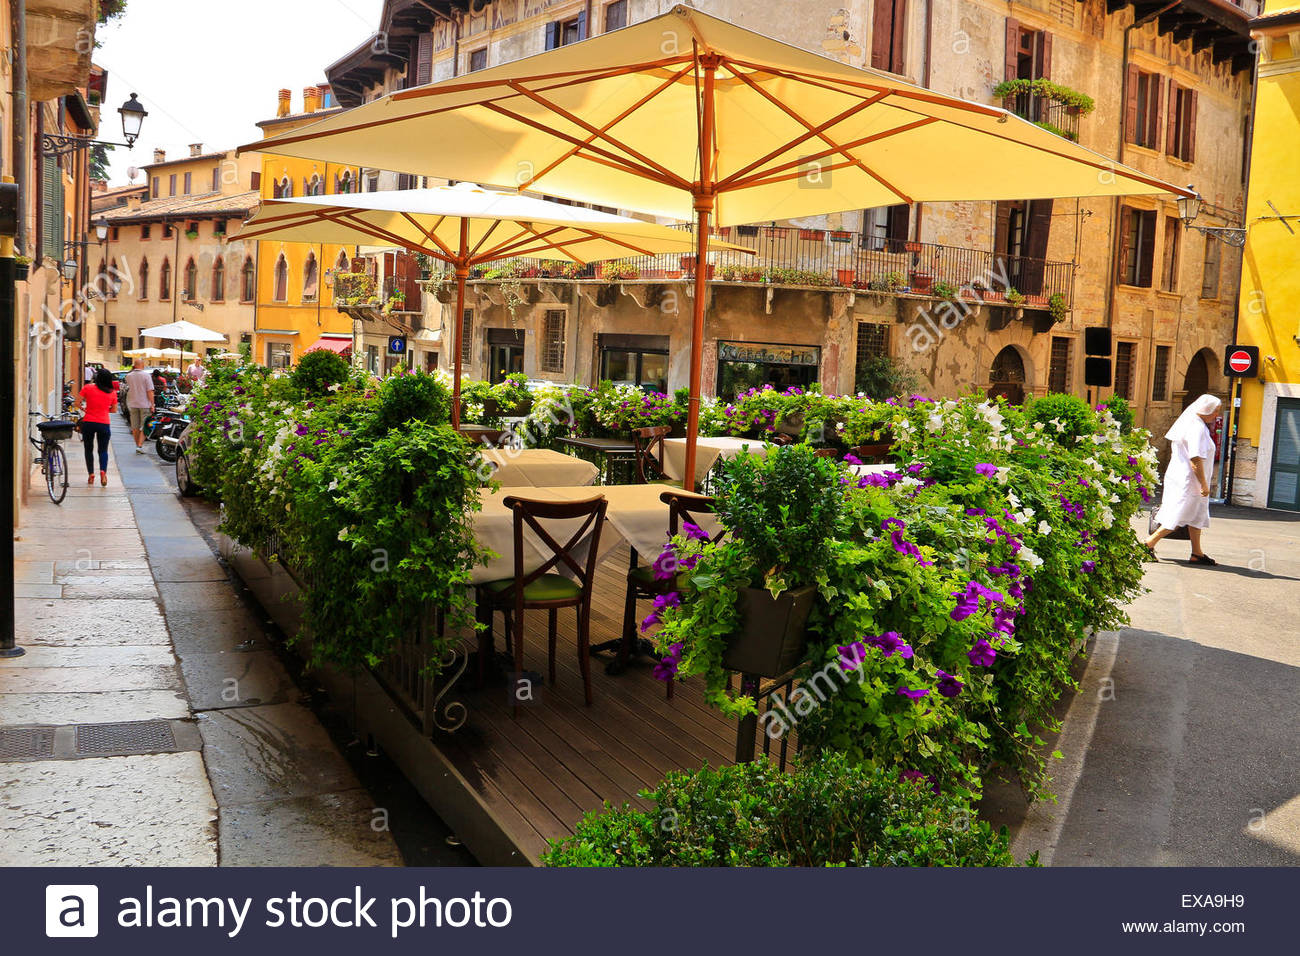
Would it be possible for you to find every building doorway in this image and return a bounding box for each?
[1182,349,1212,408]
[987,345,1027,404]
[1266,398,1300,511]
[487,328,524,383]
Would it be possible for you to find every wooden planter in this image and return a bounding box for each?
[798,229,826,241]
[722,585,816,677]
[836,268,857,286]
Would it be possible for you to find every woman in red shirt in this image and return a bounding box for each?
[75,368,118,486]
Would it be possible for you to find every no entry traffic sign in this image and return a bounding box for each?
[1223,345,1259,377]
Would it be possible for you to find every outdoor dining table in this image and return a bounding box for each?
[660,436,773,486]
[556,435,638,484]
[471,483,717,585]
[478,448,599,488]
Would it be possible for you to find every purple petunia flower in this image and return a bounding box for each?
[897,686,931,700]
[652,591,681,612]
[936,670,964,698]
[652,547,679,581]
[968,639,998,667]
[653,642,684,682]
[681,521,710,543]
[865,631,914,659]
[843,454,863,465]
[837,641,867,672]
[975,463,998,478]
[1081,560,1096,573]
[295,424,309,436]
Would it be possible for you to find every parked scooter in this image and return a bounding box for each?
[142,408,191,462]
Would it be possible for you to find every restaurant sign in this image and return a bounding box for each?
[717,341,821,366]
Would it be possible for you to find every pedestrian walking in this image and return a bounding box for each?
[124,359,156,454]
[187,356,207,386]
[1144,394,1223,565]
[74,368,117,486]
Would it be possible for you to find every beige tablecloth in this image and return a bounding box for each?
[660,436,772,485]
[478,448,599,488]
[472,484,718,584]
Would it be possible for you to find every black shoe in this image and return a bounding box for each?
[1189,553,1216,566]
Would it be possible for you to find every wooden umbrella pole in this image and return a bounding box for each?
[683,53,720,493]
[451,219,470,430]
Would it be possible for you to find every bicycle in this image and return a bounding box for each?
[29,411,77,505]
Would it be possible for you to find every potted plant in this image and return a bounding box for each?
[910,271,934,295]
[798,228,826,242]
[903,240,923,253]
[836,268,857,286]
[600,262,641,282]
[1048,292,1069,323]
[185,228,200,240]
[14,254,31,280]
[866,270,904,293]
[933,280,959,300]
[652,446,845,688]
[829,229,853,243]
[1006,287,1026,308]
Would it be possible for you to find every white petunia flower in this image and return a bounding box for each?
[1038,520,1052,535]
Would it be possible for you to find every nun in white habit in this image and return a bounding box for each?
[1144,394,1222,564]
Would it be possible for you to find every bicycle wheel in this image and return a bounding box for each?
[46,443,68,504]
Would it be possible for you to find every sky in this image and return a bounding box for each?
[93,0,384,186]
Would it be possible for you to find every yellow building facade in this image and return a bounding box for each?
[1232,3,1300,511]
[252,86,360,366]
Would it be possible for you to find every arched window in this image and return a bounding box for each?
[183,258,198,301]
[307,174,323,196]
[276,176,292,199]
[159,258,172,301]
[138,258,149,300]
[212,257,226,302]
[335,170,353,194]
[330,249,349,303]
[302,251,318,301]
[241,256,256,302]
[109,258,121,297]
[988,346,1027,405]
[273,254,288,302]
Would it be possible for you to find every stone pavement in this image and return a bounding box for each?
[2,427,401,866]
[1013,506,1300,866]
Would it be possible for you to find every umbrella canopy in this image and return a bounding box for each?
[158,348,200,360]
[139,319,228,343]
[247,4,1193,484]
[235,183,748,427]
[122,347,167,360]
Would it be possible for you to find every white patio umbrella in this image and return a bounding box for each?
[234,182,748,427]
[138,319,227,343]
[246,5,1193,486]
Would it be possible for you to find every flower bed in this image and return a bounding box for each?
[185,360,487,672]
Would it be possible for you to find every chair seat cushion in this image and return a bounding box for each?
[482,573,582,602]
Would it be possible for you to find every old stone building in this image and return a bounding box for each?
[319,0,1255,444]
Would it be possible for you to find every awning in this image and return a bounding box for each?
[413,328,441,343]
[306,336,353,354]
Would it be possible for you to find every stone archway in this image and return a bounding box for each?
[1181,347,1222,409]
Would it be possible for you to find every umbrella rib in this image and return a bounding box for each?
[724,117,936,196]
[390,56,693,101]
[716,90,891,190]
[726,68,915,203]
[466,219,506,261]
[502,81,691,189]
[517,64,694,192]
[472,223,553,262]
[398,211,458,261]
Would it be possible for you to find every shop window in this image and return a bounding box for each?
[268,343,292,369]
[600,345,668,393]
[716,340,820,400]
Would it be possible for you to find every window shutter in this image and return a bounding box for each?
[886,203,909,247]
[417,33,433,86]
[1036,31,1052,80]
[871,4,895,71]
[1187,90,1197,163]
[1124,64,1139,143]
[1024,199,1053,261]
[1165,80,1178,154]
[1138,212,1155,287]
[1117,208,1132,284]
[1004,19,1020,81]
[544,21,560,50]
[1150,75,1163,151]
[41,154,64,261]
[576,8,588,40]
[889,0,907,73]
[250,171,261,191]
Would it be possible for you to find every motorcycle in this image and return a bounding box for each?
[174,421,201,497]
[142,408,191,462]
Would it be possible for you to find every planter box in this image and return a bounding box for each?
[798,229,826,241]
[15,264,29,280]
[836,268,857,286]
[903,240,923,253]
[910,272,934,295]
[665,270,683,279]
[829,230,853,243]
[736,225,760,237]
[722,585,816,677]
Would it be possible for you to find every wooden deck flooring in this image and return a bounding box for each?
[435,544,745,862]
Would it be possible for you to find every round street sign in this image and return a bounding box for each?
[1223,344,1258,377]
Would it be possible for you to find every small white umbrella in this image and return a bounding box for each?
[139,319,227,343]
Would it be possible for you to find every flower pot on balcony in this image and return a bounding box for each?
[665,270,683,279]
[910,272,934,295]
[836,268,857,286]
[736,225,760,237]
[903,240,923,253]
[829,230,853,243]
[798,228,826,241]
[722,585,816,677]
[15,264,29,281]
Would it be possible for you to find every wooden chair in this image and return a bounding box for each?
[619,490,725,698]
[632,425,671,484]
[458,426,505,447]
[813,447,840,458]
[477,494,608,716]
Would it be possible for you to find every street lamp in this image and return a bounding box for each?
[40,92,149,158]
[1177,184,1246,247]
[61,258,78,281]
[93,219,109,242]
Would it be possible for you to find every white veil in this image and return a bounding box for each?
[1165,394,1221,446]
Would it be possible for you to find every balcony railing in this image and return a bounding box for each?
[470,224,1073,309]
[1003,92,1080,142]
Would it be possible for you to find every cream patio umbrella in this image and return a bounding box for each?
[245,4,1194,487]
[234,182,748,428]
